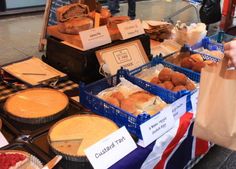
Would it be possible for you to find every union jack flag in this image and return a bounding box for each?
[111,113,210,169]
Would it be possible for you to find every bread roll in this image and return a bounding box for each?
[58,17,93,34]
[158,68,173,82]
[150,77,161,84]
[120,98,137,114]
[110,91,125,102]
[56,3,89,22]
[190,54,203,62]
[171,72,187,86]
[129,91,156,109]
[185,80,196,91]
[172,85,186,92]
[104,97,120,107]
[192,61,205,73]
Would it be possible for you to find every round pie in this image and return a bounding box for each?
[4,88,69,123]
[48,114,118,161]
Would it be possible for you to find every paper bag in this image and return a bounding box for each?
[193,58,236,150]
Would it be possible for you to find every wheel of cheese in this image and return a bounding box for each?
[4,88,69,124]
[48,114,118,161]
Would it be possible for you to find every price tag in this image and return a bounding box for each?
[139,106,175,147]
[79,26,111,50]
[0,132,8,148]
[191,89,199,115]
[85,127,137,169]
[117,19,145,40]
[171,95,187,120]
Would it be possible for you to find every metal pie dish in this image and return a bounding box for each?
[3,88,69,124]
[47,114,118,162]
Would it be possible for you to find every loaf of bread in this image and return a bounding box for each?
[56,3,89,22]
[58,17,93,34]
[107,16,130,29]
[88,8,111,25]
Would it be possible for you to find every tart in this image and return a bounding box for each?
[48,114,118,161]
[0,150,43,169]
[4,88,69,124]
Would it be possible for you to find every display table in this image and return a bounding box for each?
[0,79,210,169]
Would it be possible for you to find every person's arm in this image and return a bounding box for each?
[224,40,236,67]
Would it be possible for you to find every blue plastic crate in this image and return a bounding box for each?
[80,74,153,139]
[209,32,235,43]
[79,60,195,139]
[121,57,200,104]
[191,37,224,52]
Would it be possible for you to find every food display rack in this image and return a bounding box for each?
[79,56,200,140]
[0,69,210,169]
[121,56,200,102]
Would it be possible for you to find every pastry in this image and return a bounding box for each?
[157,83,165,88]
[171,72,187,86]
[150,77,161,84]
[204,60,214,65]
[104,96,120,107]
[163,81,174,90]
[107,16,130,29]
[158,68,173,82]
[56,3,89,22]
[120,98,137,114]
[185,80,196,91]
[110,91,125,102]
[172,85,187,92]
[181,57,194,69]
[4,88,68,123]
[190,53,204,62]
[58,17,93,35]
[49,114,118,157]
[192,61,205,72]
[129,91,156,109]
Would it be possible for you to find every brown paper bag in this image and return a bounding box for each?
[193,58,236,150]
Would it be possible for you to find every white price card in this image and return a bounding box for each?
[79,26,111,50]
[96,40,149,75]
[85,127,137,169]
[191,89,199,116]
[139,106,175,147]
[171,95,187,120]
[117,19,145,40]
[0,132,8,148]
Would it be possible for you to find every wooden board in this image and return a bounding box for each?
[47,25,122,49]
[47,25,83,48]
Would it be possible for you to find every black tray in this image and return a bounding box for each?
[30,130,93,169]
[0,100,84,136]
[0,117,19,143]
